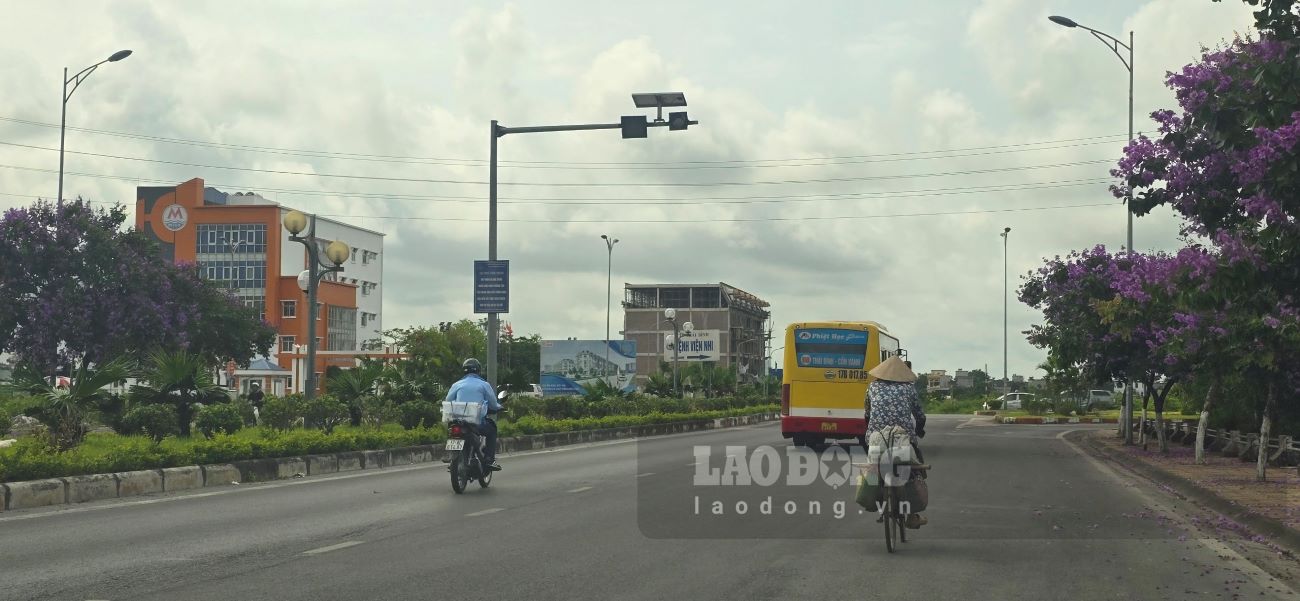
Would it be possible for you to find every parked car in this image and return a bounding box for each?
[996,392,1036,410]
[517,383,543,398]
[1085,389,1116,410]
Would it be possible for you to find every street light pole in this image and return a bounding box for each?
[663,309,694,398]
[601,234,619,383]
[1049,15,1136,444]
[1001,227,1010,393]
[485,94,696,387]
[283,211,350,401]
[59,50,133,203]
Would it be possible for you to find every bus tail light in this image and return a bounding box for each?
[781,384,790,416]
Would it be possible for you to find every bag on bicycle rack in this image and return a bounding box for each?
[901,478,929,512]
[855,471,884,510]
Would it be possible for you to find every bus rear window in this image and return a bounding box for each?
[792,328,868,369]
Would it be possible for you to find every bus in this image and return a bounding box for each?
[780,321,903,447]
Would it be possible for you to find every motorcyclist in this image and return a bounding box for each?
[445,358,503,471]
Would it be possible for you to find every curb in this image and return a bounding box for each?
[0,411,779,511]
[993,415,1201,427]
[1069,429,1300,556]
[996,416,1120,424]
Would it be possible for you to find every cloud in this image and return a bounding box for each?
[0,0,1262,378]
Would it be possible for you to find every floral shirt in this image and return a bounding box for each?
[865,380,924,441]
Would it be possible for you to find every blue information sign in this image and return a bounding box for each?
[473,260,509,313]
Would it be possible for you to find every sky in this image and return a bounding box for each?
[0,0,1261,379]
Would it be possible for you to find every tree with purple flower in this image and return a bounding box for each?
[1107,2,1300,479]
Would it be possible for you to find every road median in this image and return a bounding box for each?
[1,411,779,511]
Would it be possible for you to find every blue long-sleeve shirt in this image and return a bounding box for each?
[445,373,501,425]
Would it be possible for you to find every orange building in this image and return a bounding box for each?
[136,178,386,394]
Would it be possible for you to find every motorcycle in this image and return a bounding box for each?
[445,387,508,494]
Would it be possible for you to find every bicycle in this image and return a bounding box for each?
[857,431,930,554]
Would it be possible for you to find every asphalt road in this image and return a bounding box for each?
[2,415,1297,601]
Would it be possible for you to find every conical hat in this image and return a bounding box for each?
[869,356,916,383]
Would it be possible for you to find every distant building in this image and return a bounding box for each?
[622,283,771,384]
[927,369,953,396]
[954,369,975,390]
[136,178,387,394]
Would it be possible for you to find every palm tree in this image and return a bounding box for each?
[11,358,132,450]
[328,362,383,426]
[131,351,223,437]
[644,372,674,397]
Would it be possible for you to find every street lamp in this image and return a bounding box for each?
[484,93,698,387]
[1050,14,1136,444]
[663,308,693,398]
[223,232,246,293]
[601,234,619,383]
[283,209,350,400]
[1000,227,1011,395]
[59,49,133,203]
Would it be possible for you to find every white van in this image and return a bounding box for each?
[997,392,1035,410]
[1086,389,1116,410]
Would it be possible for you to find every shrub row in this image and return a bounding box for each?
[506,394,772,421]
[0,426,443,483]
[0,404,778,483]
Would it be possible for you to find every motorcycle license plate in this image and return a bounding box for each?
[445,439,465,451]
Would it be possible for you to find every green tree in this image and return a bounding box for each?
[9,358,131,450]
[131,351,224,437]
[327,360,384,426]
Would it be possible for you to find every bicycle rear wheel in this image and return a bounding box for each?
[884,489,896,553]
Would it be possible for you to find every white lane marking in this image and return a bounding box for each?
[0,421,783,523]
[636,472,655,478]
[1057,430,1297,596]
[303,541,364,556]
[466,507,505,517]
[567,486,593,493]
[685,462,697,467]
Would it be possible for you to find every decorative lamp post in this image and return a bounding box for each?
[282,210,349,400]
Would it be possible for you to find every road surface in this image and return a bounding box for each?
[1,415,1296,600]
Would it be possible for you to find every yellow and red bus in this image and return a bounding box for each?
[780,321,902,447]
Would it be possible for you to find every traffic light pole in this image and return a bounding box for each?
[485,116,698,386]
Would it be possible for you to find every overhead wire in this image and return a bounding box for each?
[34,194,1116,223]
[0,114,1128,167]
[0,142,1112,187]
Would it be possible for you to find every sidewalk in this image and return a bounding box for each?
[1077,429,1300,555]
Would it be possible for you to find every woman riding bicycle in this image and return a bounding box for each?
[864,355,927,528]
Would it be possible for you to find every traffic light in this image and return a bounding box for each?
[668,111,691,131]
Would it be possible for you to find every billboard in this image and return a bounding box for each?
[663,329,721,362]
[540,340,637,396]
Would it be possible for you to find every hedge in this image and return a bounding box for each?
[0,405,777,483]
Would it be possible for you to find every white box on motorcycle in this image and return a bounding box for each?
[442,401,487,424]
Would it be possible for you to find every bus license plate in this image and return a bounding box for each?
[821,422,837,432]
[445,439,465,451]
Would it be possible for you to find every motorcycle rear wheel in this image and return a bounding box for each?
[450,452,469,494]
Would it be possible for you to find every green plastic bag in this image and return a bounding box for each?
[855,472,883,510]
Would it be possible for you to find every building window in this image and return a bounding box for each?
[360,313,368,327]
[280,336,296,353]
[351,248,358,263]
[281,300,297,318]
[328,306,358,351]
[660,287,690,308]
